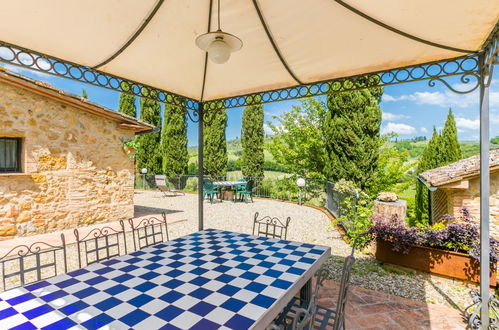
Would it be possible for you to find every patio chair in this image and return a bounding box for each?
[0,234,67,291]
[128,213,169,250]
[74,220,127,268]
[252,212,291,240]
[233,178,247,201]
[238,179,254,203]
[155,175,183,197]
[271,246,356,330]
[203,178,220,204]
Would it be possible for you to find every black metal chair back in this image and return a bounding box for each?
[252,212,291,240]
[74,220,127,268]
[332,246,356,330]
[0,234,67,291]
[129,213,169,251]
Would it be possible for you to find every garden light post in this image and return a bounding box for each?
[141,168,147,190]
[297,178,306,206]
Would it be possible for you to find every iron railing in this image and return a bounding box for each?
[325,182,358,232]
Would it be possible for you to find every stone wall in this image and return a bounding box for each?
[436,170,499,237]
[0,81,136,239]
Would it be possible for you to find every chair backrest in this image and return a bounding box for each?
[129,213,169,251]
[246,179,254,191]
[74,221,126,269]
[0,234,67,291]
[252,212,291,240]
[155,175,168,188]
[203,178,214,190]
[333,246,356,330]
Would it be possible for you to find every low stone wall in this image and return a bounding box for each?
[0,81,135,239]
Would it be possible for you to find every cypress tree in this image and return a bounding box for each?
[162,102,189,177]
[323,87,383,191]
[118,82,137,118]
[415,127,443,223]
[441,109,462,164]
[82,89,88,99]
[136,90,162,174]
[203,104,228,177]
[241,98,264,179]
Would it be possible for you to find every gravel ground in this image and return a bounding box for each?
[135,190,483,311]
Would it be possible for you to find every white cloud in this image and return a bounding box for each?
[420,127,428,133]
[264,123,274,135]
[455,117,479,130]
[382,94,396,102]
[382,111,410,121]
[381,122,416,135]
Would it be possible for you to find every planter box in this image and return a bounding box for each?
[375,240,497,286]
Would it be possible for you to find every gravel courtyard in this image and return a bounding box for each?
[135,191,480,313]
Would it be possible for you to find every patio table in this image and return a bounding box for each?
[0,229,330,329]
[212,181,247,201]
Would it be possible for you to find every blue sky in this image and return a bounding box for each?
[3,63,498,145]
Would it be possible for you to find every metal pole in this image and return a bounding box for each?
[198,103,204,231]
[479,53,490,329]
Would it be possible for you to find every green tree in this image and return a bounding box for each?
[118,83,137,118]
[162,102,188,177]
[82,89,88,99]
[136,90,162,173]
[323,87,383,191]
[415,127,443,224]
[203,104,228,177]
[266,98,326,177]
[241,99,264,178]
[441,109,462,163]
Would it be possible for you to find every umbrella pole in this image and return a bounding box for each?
[479,53,490,329]
[198,103,204,231]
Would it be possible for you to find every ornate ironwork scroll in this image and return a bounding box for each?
[252,212,291,240]
[464,290,499,329]
[128,213,169,250]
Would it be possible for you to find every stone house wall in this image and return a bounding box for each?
[432,170,499,236]
[0,81,136,240]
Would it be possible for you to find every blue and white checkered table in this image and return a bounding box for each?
[0,229,330,329]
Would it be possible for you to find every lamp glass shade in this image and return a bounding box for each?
[208,39,231,64]
[296,178,306,187]
[141,168,148,174]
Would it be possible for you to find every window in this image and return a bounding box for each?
[0,138,22,173]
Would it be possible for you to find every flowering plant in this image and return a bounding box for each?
[360,208,498,265]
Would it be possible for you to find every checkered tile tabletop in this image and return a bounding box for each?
[212,181,247,187]
[0,229,330,330]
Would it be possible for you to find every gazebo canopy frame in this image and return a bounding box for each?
[0,9,497,328]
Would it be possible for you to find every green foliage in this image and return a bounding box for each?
[136,90,162,173]
[492,136,499,145]
[324,87,383,191]
[369,134,413,197]
[162,102,188,177]
[81,89,88,99]
[118,83,137,118]
[187,162,198,175]
[203,103,228,176]
[441,109,462,163]
[266,98,326,177]
[331,179,373,247]
[241,99,264,178]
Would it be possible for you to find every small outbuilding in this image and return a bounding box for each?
[0,68,153,239]
[419,149,499,235]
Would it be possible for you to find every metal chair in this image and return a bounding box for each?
[128,213,169,250]
[273,246,356,329]
[252,212,291,240]
[155,175,183,197]
[74,220,127,268]
[238,179,254,202]
[0,234,67,291]
[203,178,220,204]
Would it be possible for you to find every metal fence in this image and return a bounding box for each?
[325,182,358,230]
[135,174,327,206]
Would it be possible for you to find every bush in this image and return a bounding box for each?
[361,208,498,264]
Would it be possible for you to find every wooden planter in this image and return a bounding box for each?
[375,240,497,286]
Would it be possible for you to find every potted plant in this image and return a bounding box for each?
[360,208,498,286]
[123,140,138,159]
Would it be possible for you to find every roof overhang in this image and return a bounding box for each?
[0,0,497,108]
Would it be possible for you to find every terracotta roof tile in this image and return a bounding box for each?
[419,148,499,186]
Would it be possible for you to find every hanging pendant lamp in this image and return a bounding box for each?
[195,0,242,64]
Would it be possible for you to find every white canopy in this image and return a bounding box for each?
[0,0,497,101]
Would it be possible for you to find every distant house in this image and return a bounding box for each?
[0,68,153,239]
[419,149,499,236]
